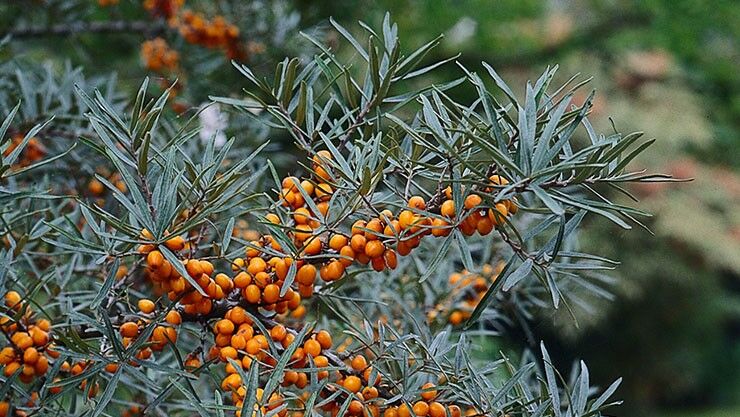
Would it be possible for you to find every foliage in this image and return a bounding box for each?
[0,7,679,417]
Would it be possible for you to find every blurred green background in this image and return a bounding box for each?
[2,0,738,415]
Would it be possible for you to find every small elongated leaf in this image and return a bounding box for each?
[91,367,122,417]
[90,258,120,309]
[541,343,562,417]
[502,258,534,291]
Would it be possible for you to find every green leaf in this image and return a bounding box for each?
[502,258,534,291]
[541,343,562,417]
[531,185,564,215]
[222,217,235,255]
[90,258,120,309]
[330,17,369,61]
[90,366,122,417]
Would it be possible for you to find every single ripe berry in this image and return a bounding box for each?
[120,322,139,338]
[138,299,156,314]
[296,264,317,286]
[316,330,332,349]
[351,355,367,371]
[342,375,362,393]
[420,382,437,401]
[303,339,321,357]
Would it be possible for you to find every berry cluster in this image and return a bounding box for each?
[117,299,182,362]
[266,151,517,281]
[0,292,57,413]
[128,151,517,414]
[140,37,180,73]
[176,11,244,59]
[142,0,184,19]
[427,263,503,326]
[0,292,54,384]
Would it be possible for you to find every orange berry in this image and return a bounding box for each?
[265,213,281,225]
[300,180,315,195]
[215,319,235,335]
[398,210,416,229]
[3,362,20,377]
[329,234,348,251]
[34,355,49,375]
[398,404,412,417]
[342,375,362,393]
[351,355,367,371]
[364,240,385,258]
[294,224,313,241]
[234,271,252,288]
[146,250,164,269]
[365,219,383,239]
[247,257,267,275]
[120,322,139,338]
[351,220,367,235]
[440,200,455,218]
[22,347,39,364]
[185,259,203,278]
[413,401,429,417]
[0,348,14,365]
[138,299,156,314]
[316,330,332,349]
[164,235,185,251]
[371,256,385,272]
[489,174,509,185]
[296,264,317,286]
[350,234,366,252]
[303,339,321,357]
[263,284,280,304]
[316,202,329,217]
[339,246,356,266]
[420,382,437,401]
[476,216,493,235]
[200,260,215,275]
[246,338,261,355]
[408,196,426,210]
[215,273,233,291]
[314,183,333,199]
[229,307,249,325]
[362,386,379,399]
[302,238,323,256]
[219,346,238,361]
[429,403,446,417]
[363,366,381,385]
[36,319,51,331]
[294,207,311,225]
[449,311,464,326]
[464,194,482,210]
[270,325,287,342]
[282,176,300,191]
[4,291,21,308]
[319,261,344,281]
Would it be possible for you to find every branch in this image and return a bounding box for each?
[2,20,166,39]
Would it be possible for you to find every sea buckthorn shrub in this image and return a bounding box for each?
[0,15,672,417]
